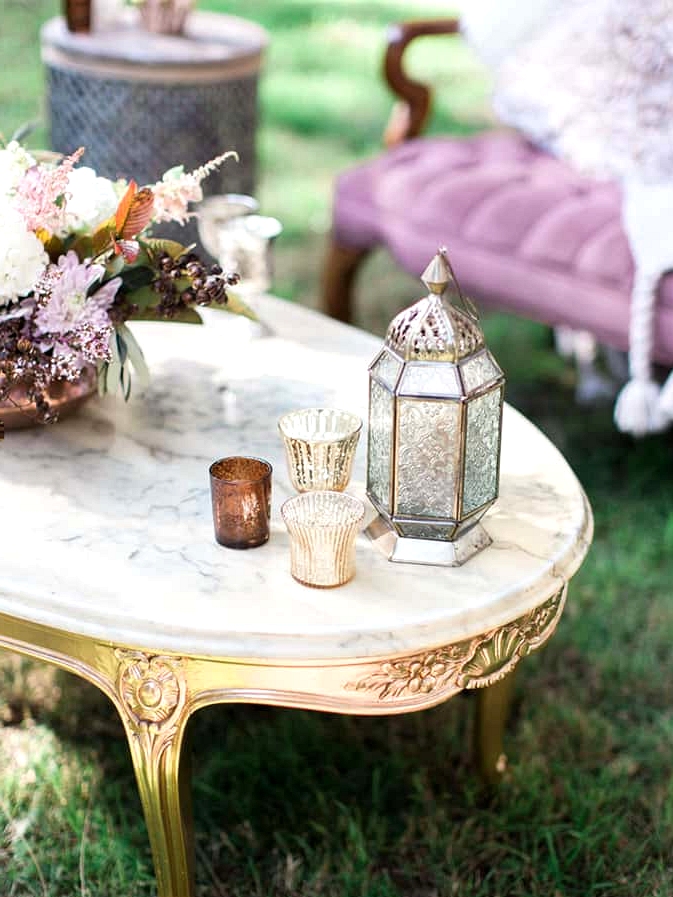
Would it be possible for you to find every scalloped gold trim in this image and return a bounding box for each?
[346,586,566,700]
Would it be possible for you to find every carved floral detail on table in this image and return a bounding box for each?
[0,135,250,427]
[346,586,566,700]
[116,650,186,725]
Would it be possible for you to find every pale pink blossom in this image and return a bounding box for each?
[14,148,84,234]
[34,250,121,366]
[150,151,237,225]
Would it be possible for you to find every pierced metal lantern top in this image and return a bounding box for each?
[384,250,484,363]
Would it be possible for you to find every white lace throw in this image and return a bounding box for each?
[460,0,673,435]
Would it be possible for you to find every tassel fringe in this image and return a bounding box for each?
[613,378,667,436]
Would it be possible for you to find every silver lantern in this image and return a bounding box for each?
[366,249,505,566]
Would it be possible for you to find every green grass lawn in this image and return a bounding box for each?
[2,2,673,895]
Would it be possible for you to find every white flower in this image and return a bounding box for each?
[62,166,119,233]
[0,208,48,307]
[151,165,203,225]
[0,140,36,200]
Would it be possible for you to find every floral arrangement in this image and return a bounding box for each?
[0,139,243,424]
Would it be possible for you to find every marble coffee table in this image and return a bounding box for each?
[0,296,593,897]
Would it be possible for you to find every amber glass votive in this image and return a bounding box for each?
[281,491,365,587]
[209,456,272,549]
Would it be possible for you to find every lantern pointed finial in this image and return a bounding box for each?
[421,248,451,295]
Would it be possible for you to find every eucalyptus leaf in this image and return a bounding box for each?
[104,360,122,395]
[115,331,128,367]
[117,323,150,393]
[120,363,132,401]
[109,331,121,365]
[97,362,108,397]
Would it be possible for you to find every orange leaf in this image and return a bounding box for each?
[115,181,137,234]
[116,185,154,240]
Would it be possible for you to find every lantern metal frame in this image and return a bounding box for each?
[365,250,505,566]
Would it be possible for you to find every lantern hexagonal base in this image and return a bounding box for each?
[366,515,491,566]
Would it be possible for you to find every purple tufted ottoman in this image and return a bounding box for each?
[326,132,673,365]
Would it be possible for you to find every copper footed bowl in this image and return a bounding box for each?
[1,366,98,430]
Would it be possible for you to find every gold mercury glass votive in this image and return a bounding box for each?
[278,408,362,492]
[281,491,365,587]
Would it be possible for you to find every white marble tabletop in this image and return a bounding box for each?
[0,296,592,661]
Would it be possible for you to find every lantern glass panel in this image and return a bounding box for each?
[398,522,458,540]
[395,398,460,518]
[398,362,462,397]
[367,379,394,510]
[460,350,501,394]
[462,386,503,515]
[371,350,402,390]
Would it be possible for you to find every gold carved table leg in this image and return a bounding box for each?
[473,671,516,786]
[0,619,199,897]
[116,650,195,897]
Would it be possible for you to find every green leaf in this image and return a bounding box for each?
[214,290,258,321]
[115,331,128,367]
[126,285,159,312]
[91,218,116,258]
[144,238,187,260]
[43,234,66,264]
[117,323,150,393]
[174,276,191,292]
[105,253,126,278]
[69,235,94,261]
[104,360,122,395]
[120,266,154,291]
[130,307,204,324]
[129,246,152,268]
[99,333,123,396]
[97,362,108,396]
[167,307,203,324]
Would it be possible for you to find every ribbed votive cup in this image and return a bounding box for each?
[278,408,362,492]
[209,456,272,549]
[281,491,365,587]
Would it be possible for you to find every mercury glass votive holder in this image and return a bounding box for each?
[278,408,362,492]
[281,491,365,587]
[197,194,260,260]
[209,456,272,549]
